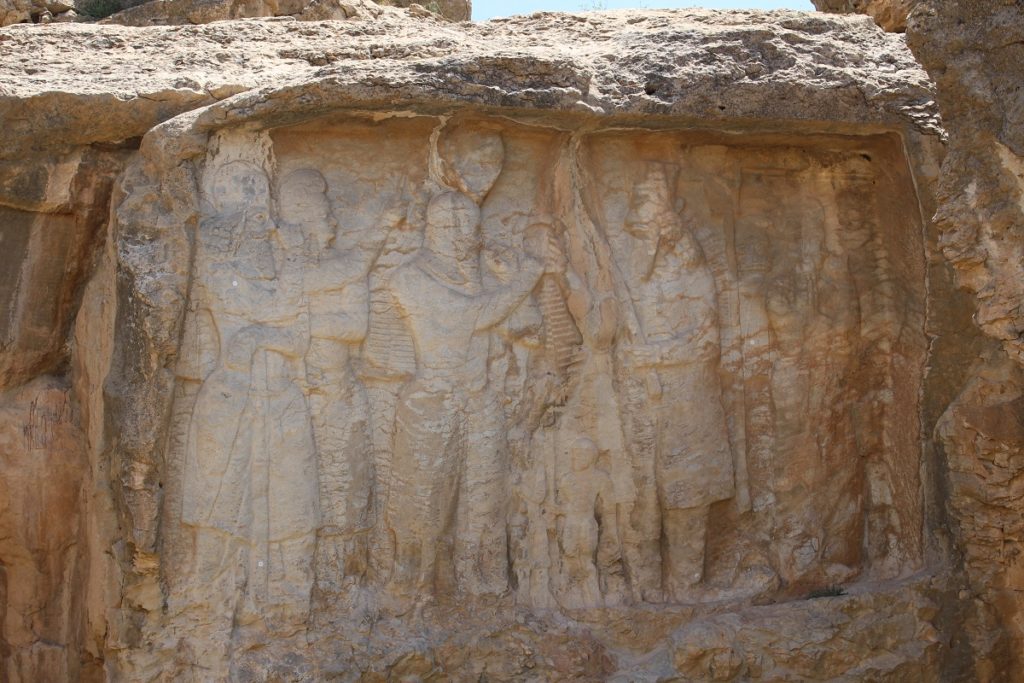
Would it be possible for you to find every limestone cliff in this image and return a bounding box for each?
[0,4,1016,681]
[816,0,1024,676]
[908,1,1024,679]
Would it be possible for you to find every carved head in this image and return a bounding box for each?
[208,161,270,219]
[439,125,505,203]
[569,437,599,473]
[624,162,681,244]
[277,168,336,249]
[424,191,482,264]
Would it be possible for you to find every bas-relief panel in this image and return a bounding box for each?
[163,115,926,638]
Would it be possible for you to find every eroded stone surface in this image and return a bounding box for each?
[904,3,1024,677]
[4,5,1016,681]
[0,0,77,26]
[0,377,93,682]
[812,0,917,31]
[99,0,462,27]
[100,69,941,679]
[0,9,939,157]
[0,149,129,390]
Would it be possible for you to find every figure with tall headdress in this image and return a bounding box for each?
[614,162,734,601]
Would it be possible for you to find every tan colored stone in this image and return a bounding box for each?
[106,95,934,679]
[97,0,466,25]
[670,578,944,680]
[938,353,1024,679]
[0,377,92,682]
[0,0,77,25]
[377,0,468,21]
[4,4,1017,680]
[100,0,368,26]
[812,0,917,32]
[904,3,1024,676]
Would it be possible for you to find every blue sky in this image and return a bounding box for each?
[474,1,814,20]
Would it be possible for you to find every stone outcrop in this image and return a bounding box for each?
[101,0,466,27]
[0,3,1018,680]
[813,0,1024,676]
[0,0,467,26]
[377,0,468,21]
[811,0,916,31]
[101,0,363,26]
[0,0,77,25]
[906,1,1024,678]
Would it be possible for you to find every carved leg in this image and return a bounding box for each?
[181,528,246,676]
[456,390,510,596]
[308,351,373,594]
[262,535,315,635]
[386,385,459,598]
[619,378,663,602]
[662,506,709,602]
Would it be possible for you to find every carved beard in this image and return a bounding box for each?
[624,215,664,281]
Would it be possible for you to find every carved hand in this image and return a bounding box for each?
[623,343,660,368]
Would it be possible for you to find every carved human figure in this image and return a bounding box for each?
[276,168,375,593]
[383,190,547,599]
[180,160,318,639]
[616,162,734,601]
[555,437,611,609]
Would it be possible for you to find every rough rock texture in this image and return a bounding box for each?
[814,0,1024,675]
[905,1,1024,678]
[0,4,1014,681]
[0,378,92,681]
[0,9,940,143]
[102,0,362,26]
[907,1,1024,368]
[377,0,468,21]
[0,0,77,25]
[670,577,948,681]
[0,0,466,26]
[101,0,464,27]
[811,0,917,31]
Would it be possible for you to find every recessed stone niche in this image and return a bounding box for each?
[145,111,927,676]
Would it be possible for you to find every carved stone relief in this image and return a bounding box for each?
[161,114,927,663]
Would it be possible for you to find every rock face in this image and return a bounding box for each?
[813,0,1024,676]
[0,0,77,25]
[377,0,468,21]
[905,1,1024,678]
[811,0,916,31]
[101,0,361,26]
[0,4,1017,681]
[101,0,465,27]
[120,108,931,681]
[0,0,467,26]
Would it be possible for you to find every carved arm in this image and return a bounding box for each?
[473,256,545,331]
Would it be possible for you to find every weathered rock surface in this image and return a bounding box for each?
[813,0,1024,675]
[376,0,468,21]
[906,1,1024,368]
[101,0,361,26]
[0,0,77,25]
[0,0,467,26]
[101,0,465,27]
[0,377,93,682]
[904,1,1024,678]
[812,0,917,31]
[0,4,1016,681]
